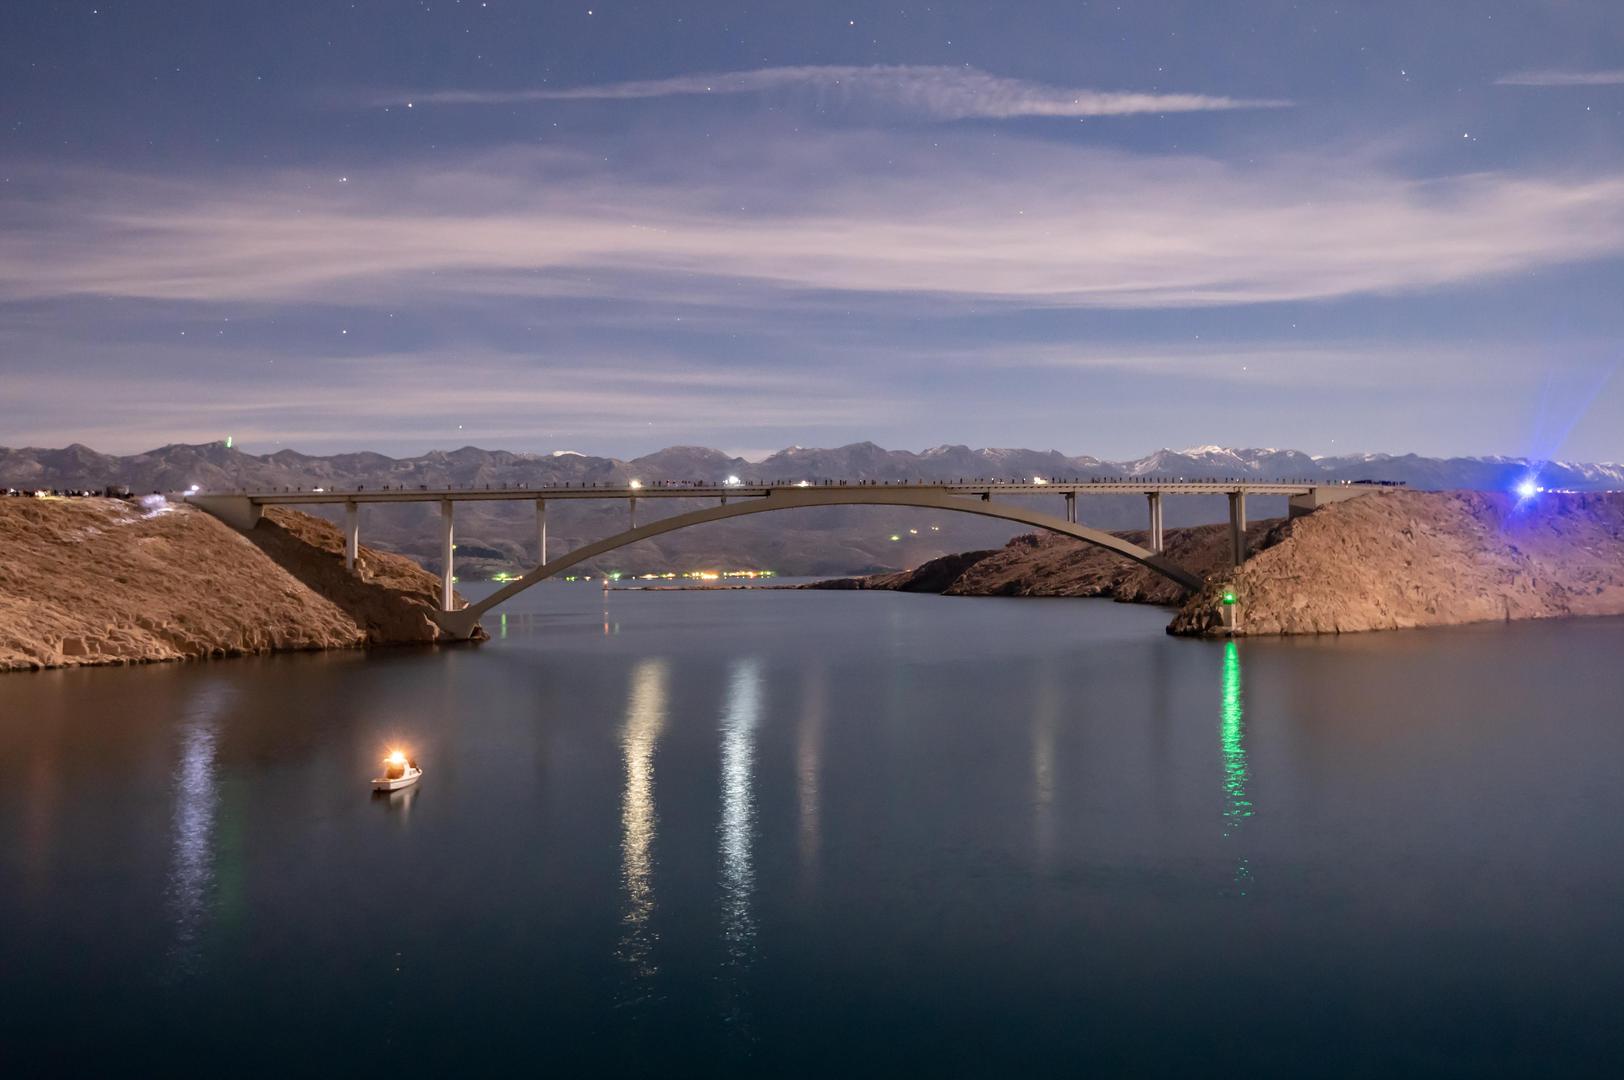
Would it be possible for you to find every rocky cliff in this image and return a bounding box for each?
[0,497,465,672]
[808,519,1279,604]
[1170,490,1624,635]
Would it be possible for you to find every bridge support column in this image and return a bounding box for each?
[1228,491,1247,566]
[629,496,637,530]
[536,499,548,564]
[344,500,359,571]
[1064,492,1077,524]
[1147,492,1164,554]
[440,499,456,612]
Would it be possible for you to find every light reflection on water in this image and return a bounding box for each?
[618,658,669,985]
[1219,639,1253,894]
[1031,659,1060,864]
[717,657,763,1053]
[795,666,825,882]
[718,658,762,966]
[165,682,232,975]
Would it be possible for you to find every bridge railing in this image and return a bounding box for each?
[207,476,1336,497]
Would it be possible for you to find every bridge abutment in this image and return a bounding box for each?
[1289,485,1372,518]
[186,495,262,531]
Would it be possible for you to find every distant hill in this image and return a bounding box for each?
[4,441,1620,577]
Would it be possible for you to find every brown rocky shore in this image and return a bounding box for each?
[806,518,1281,605]
[811,490,1624,636]
[1,497,468,672]
[1172,489,1624,635]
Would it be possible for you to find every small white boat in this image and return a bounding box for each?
[372,751,422,792]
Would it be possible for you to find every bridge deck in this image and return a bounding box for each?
[222,480,1331,505]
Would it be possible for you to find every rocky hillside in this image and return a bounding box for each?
[1171,490,1624,636]
[0,497,466,672]
[808,519,1280,604]
[812,490,1624,637]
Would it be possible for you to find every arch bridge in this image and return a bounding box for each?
[188,479,1368,640]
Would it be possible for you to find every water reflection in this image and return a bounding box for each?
[618,659,669,984]
[1219,640,1253,893]
[375,784,420,820]
[166,682,233,975]
[1031,661,1060,864]
[719,659,763,964]
[21,732,61,904]
[718,658,763,1048]
[796,667,825,880]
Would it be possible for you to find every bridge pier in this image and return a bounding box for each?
[536,498,548,564]
[629,495,637,530]
[1147,492,1164,553]
[1064,492,1077,524]
[440,499,456,612]
[344,500,359,571]
[1228,491,1248,566]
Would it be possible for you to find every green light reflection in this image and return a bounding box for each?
[1220,639,1253,892]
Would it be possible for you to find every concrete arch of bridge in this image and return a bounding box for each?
[432,487,1203,639]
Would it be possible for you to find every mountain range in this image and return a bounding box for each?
[5,442,1619,577]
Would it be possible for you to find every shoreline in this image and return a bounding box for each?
[12,489,1624,673]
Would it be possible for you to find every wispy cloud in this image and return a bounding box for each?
[391,64,1289,119]
[0,343,885,452]
[1496,69,1624,87]
[5,133,1624,312]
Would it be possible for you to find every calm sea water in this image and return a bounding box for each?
[3,584,1624,1076]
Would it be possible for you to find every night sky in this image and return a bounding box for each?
[3,1,1622,460]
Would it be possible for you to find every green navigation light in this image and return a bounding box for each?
[1222,590,1237,605]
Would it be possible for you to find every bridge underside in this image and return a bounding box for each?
[430,487,1204,640]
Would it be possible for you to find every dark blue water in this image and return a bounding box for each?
[4,584,1624,1076]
